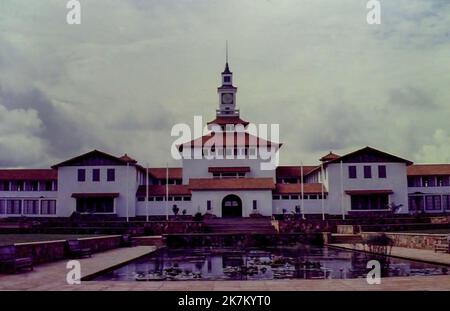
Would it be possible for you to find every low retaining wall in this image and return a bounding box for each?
[361,232,448,251]
[144,221,204,235]
[164,233,324,248]
[14,235,122,264]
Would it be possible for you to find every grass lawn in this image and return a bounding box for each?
[0,234,102,246]
[398,229,450,234]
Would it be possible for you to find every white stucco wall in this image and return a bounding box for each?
[191,190,273,217]
[326,162,409,215]
[182,153,276,183]
[56,165,139,217]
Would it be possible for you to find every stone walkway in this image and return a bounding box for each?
[329,243,450,266]
[1,245,450,291]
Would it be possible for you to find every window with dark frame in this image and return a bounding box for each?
[92,169,100,182]
[364,166,372,179]
[207,200,212,211]
[378,165,387,178]
[78,169,86,182]
[253,200,257,210]
[107,169,115,182]
[348,166,357,179]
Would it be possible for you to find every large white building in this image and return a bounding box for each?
[1,62,450,218]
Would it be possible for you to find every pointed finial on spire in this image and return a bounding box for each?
[226,40,229,63]
[223,41,232,74]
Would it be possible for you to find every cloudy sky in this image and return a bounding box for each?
[0,0,449,168]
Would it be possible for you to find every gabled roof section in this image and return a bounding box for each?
[325,146,413,166]
[52,150,138,169]
[0,169,57,181]
[178,132,282,151]
[407,164,450,176]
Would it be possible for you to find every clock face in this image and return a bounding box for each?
[222,93,233,104]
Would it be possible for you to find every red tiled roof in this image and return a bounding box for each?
[0,169,57,181]
[274,183,326,194]
[71,193,120,198]
[147,168,182,179]
[136,185,191,197]
[320,152,340,162]
[207,116,249,127]
[208,167,251,173]
[188,178,275,191]
[345,190,393,195]
[407,164,450,176]
[179,132,281,150]
[276,166,318,179]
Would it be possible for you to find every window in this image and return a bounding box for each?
[422,176,435,187]
[309,195,318,200]
[148,197,154,201]
[78,169,86,182]
[44,181,53,191]
[0,200,5,214]
[183,197,191,201]
[348,166,357,179]
[282,195,289,200]
[137,197,145,202]
[174,197,182,201]
[425,195,441,211]
[75,198,112,214]
[364,166,372,179]
[291,195,299,200]
[443,195,450,211]
[409,196,424,212]
[10,181,23,191]
[252,200,257,210]
[437,176,450,187]
[0,181,10,191]
[207,200,212,211]
[351,195,389,210]
[6,200,21,214]
[92,169,100,182]
[107,169,115,182]
[273,195,280,200]
[41,200,56,215]
[23,200,39,214]
[378,165,387,178]
[224,76,231,83]
[155,197,163,201]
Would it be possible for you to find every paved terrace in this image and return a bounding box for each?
[1,245,450,291]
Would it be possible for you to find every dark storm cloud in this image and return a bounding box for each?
[0,88,103,158]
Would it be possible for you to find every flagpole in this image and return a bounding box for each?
[321,163,325,221]
[300,162,305,220]
[146,163,149,222]
[126,162,129,222]
[165,162,169,221]
[340,160,345,220]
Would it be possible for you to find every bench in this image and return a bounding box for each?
[0,245,33,273]
[66,240,92,258]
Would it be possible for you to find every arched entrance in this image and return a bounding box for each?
[222,194,242,218]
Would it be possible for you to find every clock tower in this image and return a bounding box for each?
[217,62,238,117]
